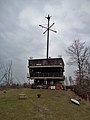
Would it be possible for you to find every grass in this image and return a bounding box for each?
[0,88,90,120]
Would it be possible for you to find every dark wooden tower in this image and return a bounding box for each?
[28,57,64,85]
[27,15,65,86]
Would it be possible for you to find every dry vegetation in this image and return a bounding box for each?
[0,88,90,120]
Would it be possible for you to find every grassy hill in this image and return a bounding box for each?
[0,88,90,120]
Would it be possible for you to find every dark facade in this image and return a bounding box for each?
[28,57,64,85]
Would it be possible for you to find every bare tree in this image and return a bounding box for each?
[4,61,13,86]
[66,40,90,86]
[0,60,13,86]
[69,76,73,86]
[65,77,68,86]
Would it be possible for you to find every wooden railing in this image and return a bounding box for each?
[30,72,63,77]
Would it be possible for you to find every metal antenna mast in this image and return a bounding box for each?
[39,14,57,59]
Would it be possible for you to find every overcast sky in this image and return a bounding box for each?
[0,0,90,83]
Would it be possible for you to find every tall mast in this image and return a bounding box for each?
[46,15,50,59]
[39,14,57,59]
